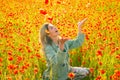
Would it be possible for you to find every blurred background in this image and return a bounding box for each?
[0,0,120,80]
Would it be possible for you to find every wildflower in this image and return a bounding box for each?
[8,64,15,70]
[110,75,112,80]
[36,53,41,59]
[100,69,105,74]
[40,9,47,15]
[0,57,2,62]
[57,1,61,4]
[96,50,102,56]
[27,38,30,42]
[115,70,120,77]
[85,34,89,40]
[47,16,53,22]
[19,69,24,74]
[27,49,32,53]
[8,50,12,55]
[7,76,12,80]
[45,0,49,4]
[68,72,75,79]
[116,54,120,60]
[90,68,94,73]
[96,76,101,80]
[17,56,23,62]
[22,65,28,69]
[7,12,15,17]
[0,70,2,74]
[34,68,38,74]
[8,56,13,61]
[98,61,102,66]
[14,69,18,75]
[82,61,86,65]
[111,70,120,80]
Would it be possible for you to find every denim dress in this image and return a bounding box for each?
[42,33,89,80]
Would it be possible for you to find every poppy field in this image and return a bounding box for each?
[0,0,120,80]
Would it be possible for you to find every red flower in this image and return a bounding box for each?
[115,70,120,77]
[7,12,15,17]
[47,16,53,22]
[7,76,12,80]
[36,53,41,59]
[8,50,12,55]
[96,76,101,80]
[19,69,25,74]
[0,70,2,74]
[110,75,113,80]
[90,68,94,73]
[68,72,75,79]
[96,50,102,56]
[27,49,32,53]
[34,68,38,74]
[17,56,23,62]
[100,69,105,74]
[111,70,120,80]
[40,9,47,15]
[14,69,18,75]
[116,54,120,60]
[57,1,61,4]
[22,65,28,69]
[8,56,13,61]
[98,61,102,66]
[27,38,30,42]
[8,64,15,70]
[0,58,2,62]
[45,0,49,4]
[85,35,89,40]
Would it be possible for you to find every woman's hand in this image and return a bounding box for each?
[58,37,70,51]
[78,18,87,33]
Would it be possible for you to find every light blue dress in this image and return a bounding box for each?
[42,33,89,80]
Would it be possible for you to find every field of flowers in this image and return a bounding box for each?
[0,0,120,80]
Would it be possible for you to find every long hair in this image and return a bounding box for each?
[39,23,53,50]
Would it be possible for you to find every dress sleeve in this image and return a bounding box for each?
[65,33,85,50]
[44,45,66,65]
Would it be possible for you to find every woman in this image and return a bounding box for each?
[40,18,90,80]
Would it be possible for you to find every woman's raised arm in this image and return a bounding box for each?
[65,18,87,50]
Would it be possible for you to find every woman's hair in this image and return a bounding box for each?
[39,23,53,49]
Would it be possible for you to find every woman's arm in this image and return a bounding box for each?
[78,18,87,33]
[65,18,87,50]
[65,33,85,50]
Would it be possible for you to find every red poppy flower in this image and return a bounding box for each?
[90,68,94,73]
[0,58,2,62]
[100,69,105,74]
[40,9,47,15]
[96,50,102,56]
[68,72,75,79]
[45,0,49,4]
[34,68,38,74]
[96,76,101,80]
[8,56,13,61]
[14,69,18,75]
[0,70,2,74]
[47,17,53,22]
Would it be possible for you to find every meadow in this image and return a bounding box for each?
[0,0,120,80]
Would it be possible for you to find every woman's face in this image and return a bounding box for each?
[47,24,60,37]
